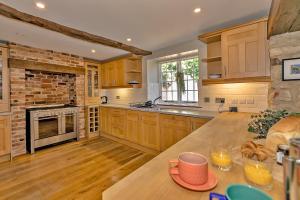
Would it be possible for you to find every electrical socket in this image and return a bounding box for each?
[204,97,210,103]
[215,97,225,103]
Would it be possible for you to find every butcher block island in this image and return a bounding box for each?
[103,112,284,200]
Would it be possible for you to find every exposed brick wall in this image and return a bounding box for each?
[10,68,26,156]
[25,70,76,106]
[9,43,86,157]
[9,43,84,68]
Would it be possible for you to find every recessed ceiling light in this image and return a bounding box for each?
[36,2,46,9]
[126,38,132,42]
[194,8,201,13]
[91,49,96,53]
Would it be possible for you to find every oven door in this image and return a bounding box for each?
[62,113,77,135]
[35,115,60,140]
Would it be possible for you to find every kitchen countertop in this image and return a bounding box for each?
[103,112,284,200]
[99,104,217,118]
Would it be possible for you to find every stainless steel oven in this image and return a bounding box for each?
[26,105,79,154]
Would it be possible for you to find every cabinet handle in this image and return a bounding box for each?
[223,66,227,77]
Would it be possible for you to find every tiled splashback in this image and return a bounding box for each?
[101,88,147,105]
[199,83,269,112]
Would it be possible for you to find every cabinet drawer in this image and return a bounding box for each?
[159,114,191,130]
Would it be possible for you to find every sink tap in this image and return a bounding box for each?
[152,96,162,106]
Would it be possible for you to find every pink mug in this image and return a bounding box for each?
[169,152,208,185]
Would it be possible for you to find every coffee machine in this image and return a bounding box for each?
[283,137,300,200]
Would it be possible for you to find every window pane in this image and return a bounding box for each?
[188,80,194,90]
[171,82,177,90]
[173,91,178,101]
[182,92,187,101]
[162,92,167,100]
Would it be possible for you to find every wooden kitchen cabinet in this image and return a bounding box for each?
[110,108,126,139]
[0,115,11,159]
[0,46,9,112]
[86,105,100,138]
[100,107,111,134]
[85,62,101,105]
[126,111,160,150]
[199,18,270,85]
[190,117,211,131]
[100,107,209,152]
[139,112,160,151]
[222,20,269,78]
[160,114,192,151]
[101,56,142,89]
[126,110,140,143]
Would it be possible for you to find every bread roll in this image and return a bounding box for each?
[266,116,300,152]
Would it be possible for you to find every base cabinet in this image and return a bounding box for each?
[110,109,126,139]
[160,114,192,151]
[100,107,210,152]
[139,112,160,151]
[126,110,141,144]
[191,117,210,131]
[0,115,11,158]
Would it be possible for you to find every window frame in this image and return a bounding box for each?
[158,54,199,104]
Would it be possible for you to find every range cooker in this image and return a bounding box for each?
[26,104,79,154]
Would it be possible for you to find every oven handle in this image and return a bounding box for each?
[38,116,59,120]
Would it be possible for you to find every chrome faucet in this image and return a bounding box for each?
[152,96,162,106]
[283,137,300,200]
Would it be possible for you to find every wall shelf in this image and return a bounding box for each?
[202,56,222,63]
[202,76,271,85]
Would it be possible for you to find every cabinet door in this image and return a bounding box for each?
[101,65,107,87]
[0,115,11,156]
[114,60,125,86]
[222,21,268,78]
[0,47,9,112]
[100,107,110,134]
[190,117,210,131]
[110,109,126,138]
[140,112,160,151]
[160,114,191,151]
[126,110,140,143]
[85,62,101,105]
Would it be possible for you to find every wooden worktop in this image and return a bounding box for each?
[103,112,284,200]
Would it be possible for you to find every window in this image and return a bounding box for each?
[160,56,199,103]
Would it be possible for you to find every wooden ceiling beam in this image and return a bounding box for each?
[0,3,152,56]
[268,0,300,38]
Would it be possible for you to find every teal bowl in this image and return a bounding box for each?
[226,184,272,200]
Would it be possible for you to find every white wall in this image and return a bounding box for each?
[102,39,269,113]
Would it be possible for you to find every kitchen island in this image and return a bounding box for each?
[102,112,284,200]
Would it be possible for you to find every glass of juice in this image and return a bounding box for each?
[243,158,274,190]
[210,146,233,171]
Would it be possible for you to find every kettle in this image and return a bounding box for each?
[283,137,300,200]
[101,96,108,104]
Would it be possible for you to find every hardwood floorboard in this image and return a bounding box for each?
[0,137,156,200]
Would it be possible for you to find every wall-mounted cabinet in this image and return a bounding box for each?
[85,105,100,138]
[85,62,101,105]
[199,18,270,85]
[0,46,9,112]
[101,56,142,89]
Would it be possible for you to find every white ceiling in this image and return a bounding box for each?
[0,0,271,60]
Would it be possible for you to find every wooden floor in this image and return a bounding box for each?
[0,137,156,200]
